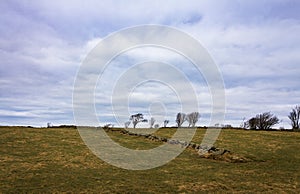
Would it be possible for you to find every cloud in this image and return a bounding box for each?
[0,1,299,128]
[90,49,211,126]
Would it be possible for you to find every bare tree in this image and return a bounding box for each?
[176,113,186,127]
[130,113,148,128]
[240,117,247,128]
[288,105,300,130]
[103,123,113,129]
[149,117,155,128]
[246,117,258,130]
[214,123,220,127]
[163,120,169,127]
[124,121,131,129]
[245,112,279,130]
[47,122,52,128]
[186,112,200,127]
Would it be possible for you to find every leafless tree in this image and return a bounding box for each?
[103,123,113,129]
[130,113,148,128]
[240,117,247,128]
[288,105,300,130]
[47,122,52,128]
[176,113,186,127]
[245,117,258,129]
[149,117,155,128]
[124,121,131,129]
[245,112,279,130]
[186,112,200,127]
[163,120,169,127]
[214,123,220,127]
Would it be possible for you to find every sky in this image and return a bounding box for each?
[0,0,300,128]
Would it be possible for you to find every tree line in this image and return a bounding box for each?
[242,105,300,131]
[122,105,300,131]
[124,112,200,129]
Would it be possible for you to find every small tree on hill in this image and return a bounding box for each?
[130,113,148,128]
[245,112,279,130]
[288,105,300,131]
[246,117,258,130]
[176,113,186,127]
[124,121,131,128]
[47,122,52,128]
[103,123,113,129]
[149,117,155,128]
[186,112,200,127]
[163,120,169,127]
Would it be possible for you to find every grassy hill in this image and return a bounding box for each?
[0,126,299,193]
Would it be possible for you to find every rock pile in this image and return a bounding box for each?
[102,127,252,163]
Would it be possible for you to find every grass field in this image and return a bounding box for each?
[0,126,299,193]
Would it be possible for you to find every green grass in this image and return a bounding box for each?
[0,126,299,193]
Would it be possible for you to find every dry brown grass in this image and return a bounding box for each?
[0,126,299,193]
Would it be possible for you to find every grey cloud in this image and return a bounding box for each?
[1,1,300,128]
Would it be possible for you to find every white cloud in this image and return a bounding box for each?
[1,1,299,128]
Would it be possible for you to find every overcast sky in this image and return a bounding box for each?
[1,0,299,128]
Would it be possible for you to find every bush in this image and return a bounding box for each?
[245,112,279,130]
